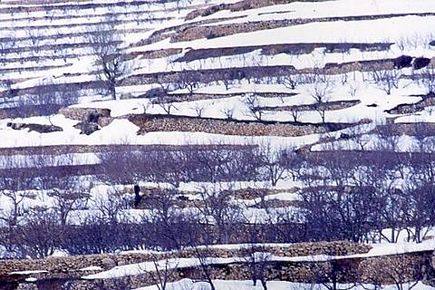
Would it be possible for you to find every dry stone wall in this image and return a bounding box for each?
[59,107,112,127]
[175,13,435,43]
[128,114,355,137]
[3,242,435,290]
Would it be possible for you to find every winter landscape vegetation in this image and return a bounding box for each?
[1,0,435,289]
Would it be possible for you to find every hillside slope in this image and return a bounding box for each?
[1,0,435,289]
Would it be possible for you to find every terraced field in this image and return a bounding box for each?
[1,0,435,289]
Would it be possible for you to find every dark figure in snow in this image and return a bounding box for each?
[134,184,142,208]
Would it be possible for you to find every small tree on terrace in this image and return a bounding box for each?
[98,147,145,192]
[256,144,296,187]
[0,158,36,228]
[87,15,130,100]
[175,69,200,94]
[278,73,301,90]
[244,94,266,121]
[195,184,244,244]
[148,254,180,290]
[16,208,62,259]
[35,154,90,226]
[308,73,334,123]
[369,65,400,95]
[420,64,435,94]
[241,225,271,290]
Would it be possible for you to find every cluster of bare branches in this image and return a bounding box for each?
[86,15,130,100]
[299,135,435,244]
[368,65,400,95]
[0,154,91,258]
[1,125,435,262]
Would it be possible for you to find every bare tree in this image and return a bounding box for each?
[16,207,62,258]
[308,74,333,123]
[370,67,400,95]
[175,70,200,94]
[34,154,90,226]
[256,144,295,186]
[244,94,265,121]
[375,124,401,152]
[87,15,130,100]
[0,157,36,228]
[191,244,216,290]
[195,184,244,244]
[148,254,180,290]
[154,97,177,114]
[20,82,79,118]
[192,103,206,117]
[93,188,130,224]
[420,64,435,94]
[154,74,172,94]
[289,107,302,122]
[241,244,271,290]
[221,107,235,120]
[25,27,43,62]
[278,73,300,90]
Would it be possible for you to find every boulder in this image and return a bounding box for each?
[74,122,99,135]
[101,258,116,270]
[413,57,431,70]
[59,108,111,124]
[7,122,62,133]
[394,55,413,69]
[144,87,166,98]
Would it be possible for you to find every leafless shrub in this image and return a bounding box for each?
[256,144,296,186]
[308,74,334,123]
[192,103,206,117]
[195,184,245,244]
[221,107,235,120]
[369,66,400,95]
[16,207,62,258]
[278,73,300,90]
[289,107,302,122]
[175,70,200,94]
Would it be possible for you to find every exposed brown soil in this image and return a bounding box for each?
[135,15,247,46]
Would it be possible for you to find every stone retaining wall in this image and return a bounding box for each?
[128,114,354,137]
[1,241,370,289]
[58,107,112,127]
[4,243,435,290]
[175,13,435,43]
[185,0,325,20]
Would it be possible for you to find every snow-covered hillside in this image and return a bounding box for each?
[1,0,435,289]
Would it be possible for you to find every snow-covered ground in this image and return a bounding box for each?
[136,280,435,290]
[1,1,435,287]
